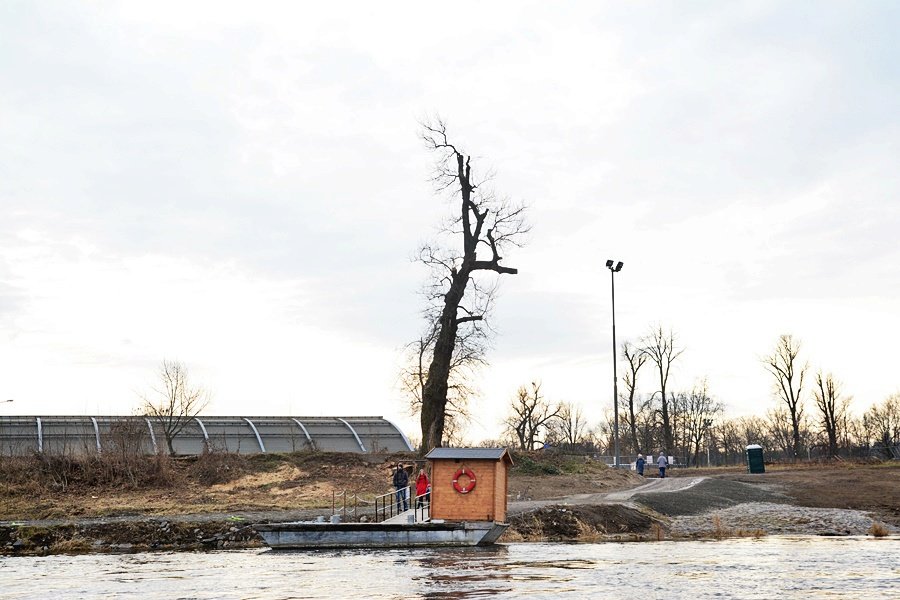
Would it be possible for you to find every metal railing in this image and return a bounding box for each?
[333,488,431,524]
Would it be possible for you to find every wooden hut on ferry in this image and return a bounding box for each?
[424,447,513,523]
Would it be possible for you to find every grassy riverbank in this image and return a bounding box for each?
[2,450,897,555]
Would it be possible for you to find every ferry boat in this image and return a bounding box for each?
[255,448,512,549]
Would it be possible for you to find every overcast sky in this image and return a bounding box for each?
[2,1,898,442]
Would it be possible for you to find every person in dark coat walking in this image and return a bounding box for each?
[636,454,645,477]
[392,463,409,512]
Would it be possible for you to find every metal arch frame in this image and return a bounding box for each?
[90,417,102,453]
[337,418,366,452]
[383,417,415,452]
[36,417,43,453]
[243,418,266,453]
[145,418,158,454]
[194,417,210,450]
[291,418,313,446]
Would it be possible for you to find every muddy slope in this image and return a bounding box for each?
[507,504,661,541]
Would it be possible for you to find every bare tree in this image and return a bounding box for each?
[621,340,648,454]
[399,318,480,442]
[812,370,849,458]
[765,407,796,457]
[676,380,723,466]
[635,396,660,455]
[640,325,684,452]
[762,334,807,459]
[415,119,528,451]
[863,393,900,458]
[504,382,559,450]
[737,415,771,448]
[140,359,210,455]
[549,401,589,447]
[714,418,743,466]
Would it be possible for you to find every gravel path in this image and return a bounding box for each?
[510,475,897,537]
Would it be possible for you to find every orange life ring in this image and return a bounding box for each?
[452,467,476,494]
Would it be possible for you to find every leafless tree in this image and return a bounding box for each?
[762,334,807,459]
[549,401,589,446]
[399,318,481,442]
[737,415,771,448]
[713,418,743,466]
[620,340,648,454]
[765,407,796,457]
[415,118,528,452]
[504,382,559,450]
[812,370,849,458]
[640,325,683,452]
[140,359,210,455]
[863,393,900,457]
[634,397,660,455]
[675,380,723,466]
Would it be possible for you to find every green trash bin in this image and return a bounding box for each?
[746,444,765,474]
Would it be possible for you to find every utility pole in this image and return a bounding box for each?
[605,260,623,468]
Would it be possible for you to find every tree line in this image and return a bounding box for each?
[491,330,899,465]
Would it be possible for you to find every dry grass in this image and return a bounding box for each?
[711,514,728,539]
[868,522,890,537]
[703,514,766,540]
[50,538,94,554]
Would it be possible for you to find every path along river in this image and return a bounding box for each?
[2,536,898,599]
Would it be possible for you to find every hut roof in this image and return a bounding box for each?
[425,447,513,465]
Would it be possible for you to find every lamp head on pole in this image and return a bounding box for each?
[605,259,624,272]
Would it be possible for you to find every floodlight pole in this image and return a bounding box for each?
[606,260,623,468]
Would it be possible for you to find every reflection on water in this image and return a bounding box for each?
[1,537,899,599]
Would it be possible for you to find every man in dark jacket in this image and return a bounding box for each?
[392,463,409,512]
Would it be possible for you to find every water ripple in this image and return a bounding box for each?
[1,537,898,599]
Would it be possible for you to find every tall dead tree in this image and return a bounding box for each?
[813,370,847,458]
[399,317,481,442]
[763,334,807,460]
[415,119,527,451]
[640,325,683,453]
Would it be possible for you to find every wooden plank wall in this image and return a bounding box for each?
[492,461,508,522]
[430,459,498,521]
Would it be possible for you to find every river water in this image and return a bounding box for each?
[2,537,898,599]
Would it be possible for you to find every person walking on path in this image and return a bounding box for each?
[392,463,409,512]
[657,452,668,478]
[636,454,645,477]
[415,468,430,509]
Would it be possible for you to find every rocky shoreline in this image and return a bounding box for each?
[1,517,265,556]
[4,503,895,556]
